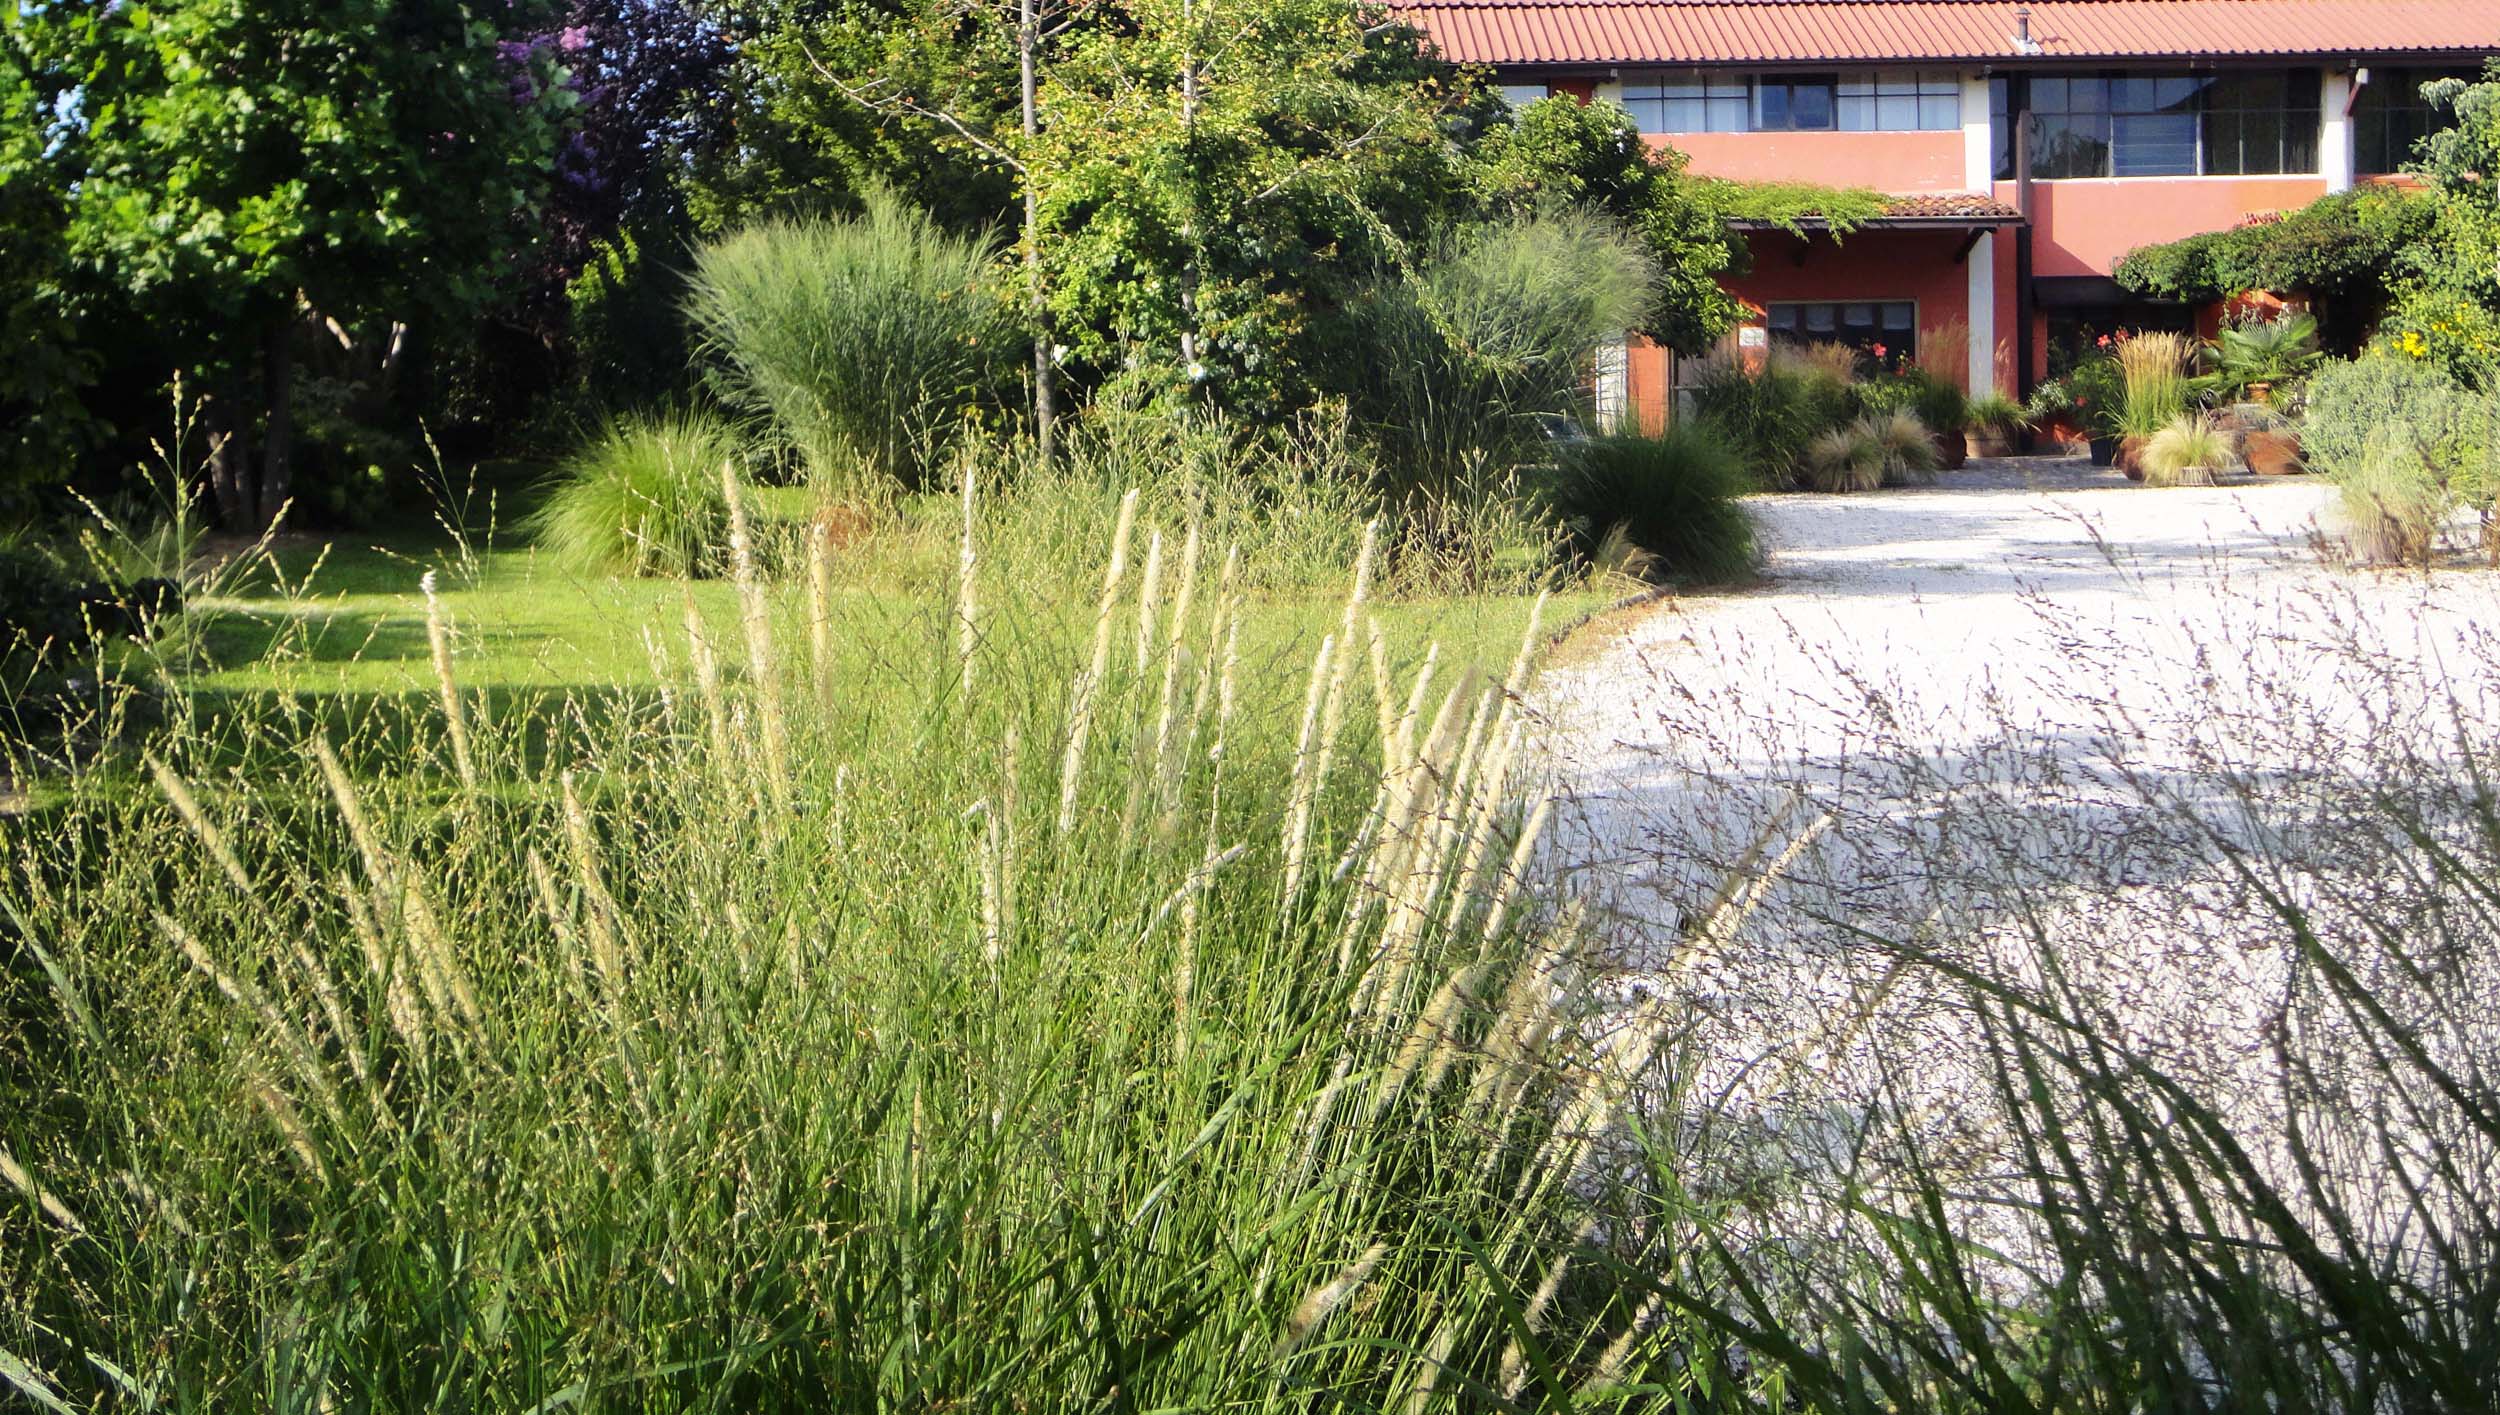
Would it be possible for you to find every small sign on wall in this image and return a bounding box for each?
[1737,326,1769,349]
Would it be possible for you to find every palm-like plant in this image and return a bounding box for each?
[2215,311,2323,395]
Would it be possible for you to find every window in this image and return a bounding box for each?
[1756,74,1839,130]
[1991,76,2014,180]
[1766,301,1917,361]
[1497,84,1551,110]
[2026,70,2320,178]
[2353,67,2476,175]
[1840,70,1961,132]
[2203,71,2319,175]
[1622,71,1747,133]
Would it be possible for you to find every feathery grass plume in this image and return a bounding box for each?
[1373,962,1485,1115]
[1367,617,1398,753]
[421,570,477,790]
[1441,724,1528,938]
[1473,794,1553,950]
[967,800,1006,973]
[1279,1241,1389,1356]
[147,756,252,895]
[162,915,345,1127]
[955,459,978,700]
[290,939,371,1088]
[1058,489,1140,833]
[560,773,631,989]
[397,876,485,1043]
[246,1073,328,1184]
[313,738,392,893]
[6,906,100,1051]
[1279,633,1337,907]
[1403,1316,1461,1414]
[723,461,792,813]
[1529,995,1672,1198]
[1357,669,1479,1017]
[0,1147,85,1234]
[681,591,737,778]
[342,879,430,1065]
[1143,524,1204,833]
[1578,1290,1666,1396]
[1139,843,1246,945]
[1307,519,1378,833]
[807,514,836,710]
[1133,526,1166,677]
[1500,1218,1598,1397]
[525,849,591,999]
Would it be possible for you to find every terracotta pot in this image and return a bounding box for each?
[2246,381,2274,404]
[2242,428,2304,476]
[1933,432,1967,471]
[2089,435,2119,467]
[2115,435,2150,482]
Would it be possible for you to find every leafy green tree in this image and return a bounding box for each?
[1022,0,1463,413]
[0,15,103,513]
[2380,65,2500,387]
[50,0,573,529]
[1466,96,1742,353]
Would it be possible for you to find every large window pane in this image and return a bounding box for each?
[2114,113,2197,174]
[1919,93,1960,130]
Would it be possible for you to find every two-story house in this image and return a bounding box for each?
[1397,0,2500,428]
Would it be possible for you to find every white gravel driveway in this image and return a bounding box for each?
[1534,456,2500,1220]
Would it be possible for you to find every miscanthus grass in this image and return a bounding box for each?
[0,480,1688,1411]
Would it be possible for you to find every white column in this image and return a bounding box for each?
[1967,234,1997,395]
[2321,69,2355,192]
[1961,71,1995,190]
[1595,337,1630,432]
[1595,76,1626,108]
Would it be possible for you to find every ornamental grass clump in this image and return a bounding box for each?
[0,477,1694,1409]
[1551,426,1758,582]
[2141,410,2233,487]
[687,190,1009,494]
[2113,330,2198,440]
[528,411,739,577]
[1805,420,1886,493]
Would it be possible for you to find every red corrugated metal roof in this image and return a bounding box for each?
[1400,1,2500,67]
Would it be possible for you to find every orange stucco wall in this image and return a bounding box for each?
[1624,227,1982,431]
[2000,175,2330,278]
[1650,131,1968,194]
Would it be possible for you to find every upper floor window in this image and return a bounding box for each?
[1624,68,1960,135]
[2027,70,2318,179]
[1756,74,1839,130]
[1622,73,1749,133]
[2353,67,2476,175]
[1842,71,1962,132]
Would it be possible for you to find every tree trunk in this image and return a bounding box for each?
[207,371,255,530]
[258,317,295,533]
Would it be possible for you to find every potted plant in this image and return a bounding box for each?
[1964,394,2028,458]
[2215,310,2322,404]
[2231,401,2305,475]
[1908,373,1971,471]
[2141,411,2233,487]
[2113,333,2196,481]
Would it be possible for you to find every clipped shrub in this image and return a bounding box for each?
[1552,425,1756,582]
[1805,421,1886,493]
[2142,411,2232,487]
[529,412,741,577]
[686,192,1008,494]
[1348,209,1653,501]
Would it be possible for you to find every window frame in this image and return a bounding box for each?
[2023,68,2322,180]
[1764,300,1920,364]
[2352,66,2476,176]
[1620,67,1959,135]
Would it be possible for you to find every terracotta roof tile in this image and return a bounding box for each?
[1400,1,2500,68]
